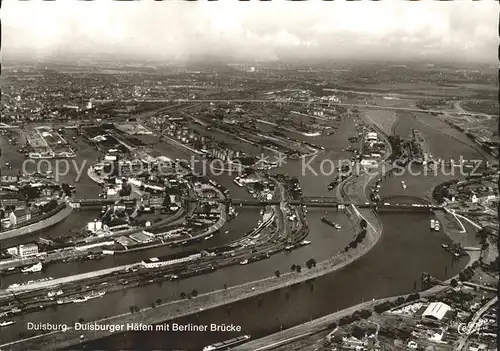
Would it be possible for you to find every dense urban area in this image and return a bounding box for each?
[0,59,497,351]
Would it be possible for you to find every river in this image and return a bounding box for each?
[76,211,468,351]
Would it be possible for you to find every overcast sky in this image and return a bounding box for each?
[3,0,498,63]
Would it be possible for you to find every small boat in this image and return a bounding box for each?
[434,222,440,232]
[334,224,342,229]
[239,259,248,265]
[285,245,294,250]
[204,234,214,240]
[224,230,229,234]
[442,244,449,249]
[401,181,407,189]
[300,240,311,245]
[454,253,460,257]
[0,321,15,327]
[430,219,435,230]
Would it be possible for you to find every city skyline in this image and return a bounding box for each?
[3,0,498,64]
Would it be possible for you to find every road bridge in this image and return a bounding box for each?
[379,195,431,205]
[70,198,116,208]
[71,197,442,212]
[112,98,494,118]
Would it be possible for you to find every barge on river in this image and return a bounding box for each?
[203,335,251,351]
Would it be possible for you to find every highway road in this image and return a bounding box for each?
[455,296,498,351]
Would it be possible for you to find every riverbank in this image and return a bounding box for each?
[0,203,73,243]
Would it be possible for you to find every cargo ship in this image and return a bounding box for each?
[73,291,107,304]
[21,262,42,273]
[142,250,202,268]
[203,335,251,351]
[442,243,465,257]
[8,277,53,289]
[321,216,335,227]
[83,290,106,301]
[233,177,243,187]
[321,216,341,229]
[72,296,89,303]
[47,290,63,298]
[57,297,73,305]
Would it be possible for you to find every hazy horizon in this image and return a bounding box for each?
[3,0,498,64]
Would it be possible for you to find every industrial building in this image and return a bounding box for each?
[421,302,452,321]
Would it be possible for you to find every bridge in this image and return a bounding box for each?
[0,123,17,129]
[70,198,116,208]
[424,160,486,167]
[70,197,442,212]
[228,199,441,211]
[105,98,494,118]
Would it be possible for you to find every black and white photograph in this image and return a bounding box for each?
[0,1,498,350]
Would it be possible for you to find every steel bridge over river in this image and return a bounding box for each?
[70,196,442,212]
